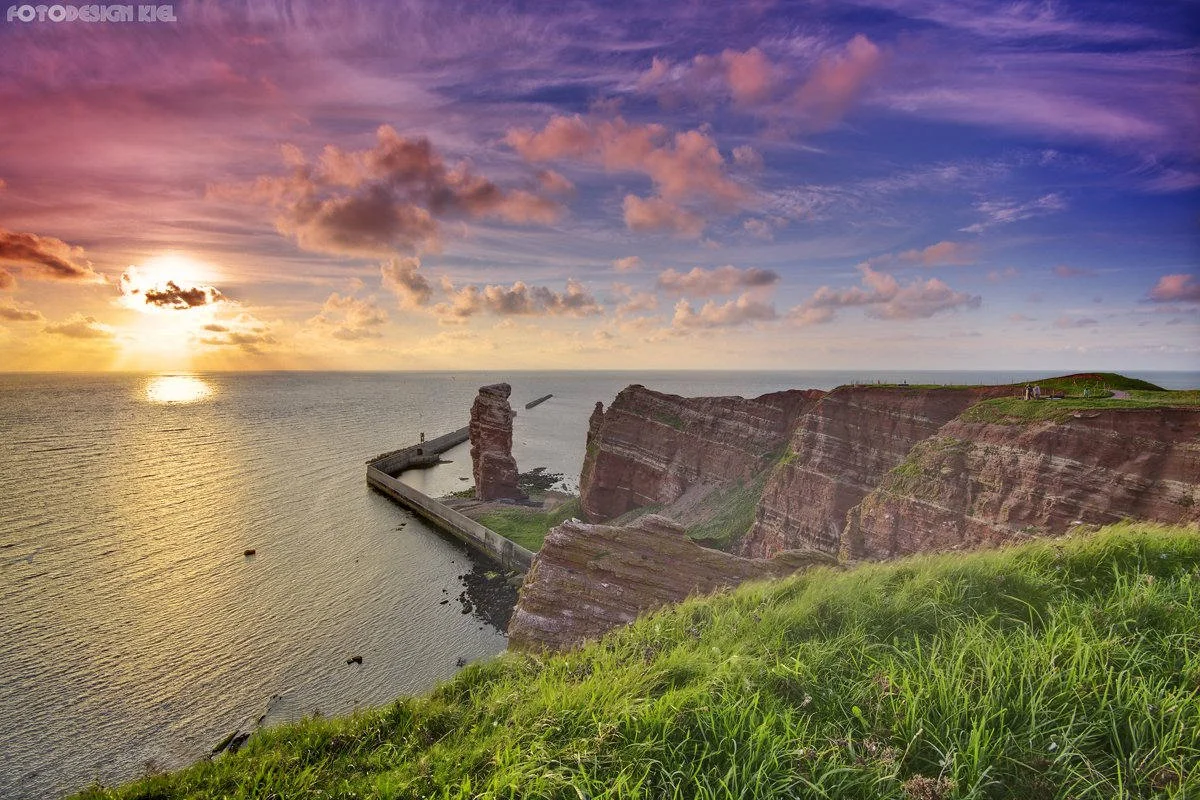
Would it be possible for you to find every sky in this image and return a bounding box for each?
[0,0,1197,372]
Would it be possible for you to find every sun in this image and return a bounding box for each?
[118,253,218,313]
[114,253,227,368]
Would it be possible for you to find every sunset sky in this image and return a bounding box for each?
[0,0,1196,372]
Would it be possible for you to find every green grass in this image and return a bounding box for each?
[961,391,1200,425]
[687,472,769,549]
[884,437,969,498]
[859,373,1166,395]
[652,410,686,430]
[1033,372,1165,393]
[475,497,582,552]
[76,522,1200,799]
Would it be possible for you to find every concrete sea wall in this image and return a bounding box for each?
[369,427,470,476]
[366,427,534,572]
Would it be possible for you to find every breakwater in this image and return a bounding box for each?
[368,427,470,476]
[366,430,535,572]
[525,394,553,410]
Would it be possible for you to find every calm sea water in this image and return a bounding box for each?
[1,369,1195,798]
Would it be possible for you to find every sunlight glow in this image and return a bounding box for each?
[145,375,212,404]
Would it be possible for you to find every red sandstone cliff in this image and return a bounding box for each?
[579,385,823,523]
[470,383,526,501]
[507,514,836,652]
[842,408,1200,560]
[737,386,1011,558]
[512,381,1198,652]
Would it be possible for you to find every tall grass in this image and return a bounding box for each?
[76,523,1200,799]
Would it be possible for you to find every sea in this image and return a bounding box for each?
[1,369,1196,798]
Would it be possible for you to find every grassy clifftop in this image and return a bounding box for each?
[78,523,1199,799]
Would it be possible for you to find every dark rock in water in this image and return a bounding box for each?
[346,655,363,665]
[243,549,256,557]
[440,599,449,605]
[455,657,467,667]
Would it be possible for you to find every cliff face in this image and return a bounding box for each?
[470,383,525,501]
[516,380,1198,653]
[843,408,1200,560]
[579,385,823,523]
[737,386,1011,558]
[507,514,835,652]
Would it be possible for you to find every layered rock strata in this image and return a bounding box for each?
[843,408,1200,560]
[507,514,836,652]
[579,385,824,522]
[738,386,1010,558]
[470,383,525,501]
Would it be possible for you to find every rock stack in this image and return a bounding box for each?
[469,383,526,501]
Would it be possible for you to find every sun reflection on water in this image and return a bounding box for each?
[145,375,212,404]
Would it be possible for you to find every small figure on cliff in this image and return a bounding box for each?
[1033,385,1042,399]
[1024,385,1032,400]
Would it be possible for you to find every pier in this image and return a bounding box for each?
[366,428,535,573]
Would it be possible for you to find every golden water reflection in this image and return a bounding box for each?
[145,375,212,404]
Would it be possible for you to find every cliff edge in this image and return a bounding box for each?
[507,514,835,652]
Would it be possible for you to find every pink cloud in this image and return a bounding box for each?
[1053,264,1095,279]
[380,257,433,308]
[637,36,881,133]
[725,48,775,105]
[790,34,884,131]
[898,240,978,267]
[613,256,642,272]
[613,283,659,316]
[732,146,764,171]
[1148,273,1200,303]
[622,195,706,238]
[791,263,981,323]
[637,47,776,107]
[434,279,603,320]
[507,114,745,207]
[656,264,780,296]
[224,126,564,257]
[537,170,575,195]
[0,228,100,287]
[308,292,388,340]
[673,293,777,329]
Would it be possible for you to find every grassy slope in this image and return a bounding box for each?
[686,471,769,549]
[961,390,1200,425]
[475,497,582,552]
[78,523,1200,799]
